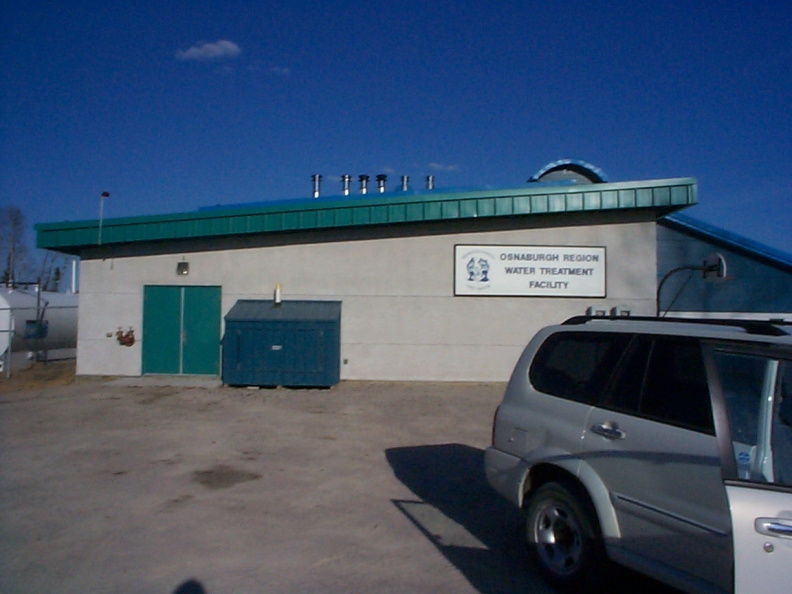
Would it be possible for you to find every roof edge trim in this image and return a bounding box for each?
[37,177,697,254]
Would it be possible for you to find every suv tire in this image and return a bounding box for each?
[524,480,606,591]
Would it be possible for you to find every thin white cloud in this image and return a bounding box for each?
[269,65,290,76]
[176,40,242,62]
[428,162,460,172]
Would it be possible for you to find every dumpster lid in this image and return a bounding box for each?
[225,299,341,322]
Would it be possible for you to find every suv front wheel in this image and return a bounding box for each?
[524,480,606,591]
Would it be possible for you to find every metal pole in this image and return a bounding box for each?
[3,306,10,378]
[98,191,109,245]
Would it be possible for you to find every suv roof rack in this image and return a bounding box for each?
[562,315,792,337]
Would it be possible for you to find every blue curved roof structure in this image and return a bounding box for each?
[528,159,609,184]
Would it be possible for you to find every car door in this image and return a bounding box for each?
[494,330,629,484]
[580,335,732,593]
[708,348,792,593]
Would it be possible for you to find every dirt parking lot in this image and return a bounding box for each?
[0,365,675,593]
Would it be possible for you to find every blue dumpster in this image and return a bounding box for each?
[222,300,342,388]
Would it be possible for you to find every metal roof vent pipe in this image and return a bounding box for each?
[376,174,387,193]
[359,174,369,194]
[341,174,351,196]
[400,175,409,191]
[426,175,434,190]
[311,174,322,198]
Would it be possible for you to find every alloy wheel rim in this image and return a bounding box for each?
[532,501,583,576]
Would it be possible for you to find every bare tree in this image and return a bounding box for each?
[39,250,66,291]
[0,205,33,286]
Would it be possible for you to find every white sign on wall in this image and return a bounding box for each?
[455,245,606,297]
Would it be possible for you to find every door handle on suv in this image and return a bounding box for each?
[756,518,792,539]
[591,422,627,440]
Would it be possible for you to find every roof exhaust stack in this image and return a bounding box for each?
[311,174,322,198]
[400,175,409,191]
[358,174,369,194]
[341,174,351,196]
[426,175,434,190]
[376,174,387,193]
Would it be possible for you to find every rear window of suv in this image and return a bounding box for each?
[529,331,631,404]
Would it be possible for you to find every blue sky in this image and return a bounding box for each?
[2,0,791,254]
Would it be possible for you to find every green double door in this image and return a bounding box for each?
[142,286,221,375]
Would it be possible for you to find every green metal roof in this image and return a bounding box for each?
[36,177,697,255]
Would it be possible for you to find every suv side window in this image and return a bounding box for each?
[641,337,714,433]
[714,352,765,449]
[604,335,714,434]
[602,334,651,413]
[529,331,631,404]
[773,362,792,485]
[715,352,792,485]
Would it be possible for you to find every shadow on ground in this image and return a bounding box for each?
[173,579,207,594]
[386,443,681,594]
[386,443,547,593]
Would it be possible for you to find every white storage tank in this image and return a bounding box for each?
[0,287,78,369]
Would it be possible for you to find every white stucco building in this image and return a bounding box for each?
[36,162,699,383]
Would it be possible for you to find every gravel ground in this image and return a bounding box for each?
[0,372,676,593]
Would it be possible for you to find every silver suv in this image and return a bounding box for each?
[485,316,792,594]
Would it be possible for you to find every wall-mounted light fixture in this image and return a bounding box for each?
[176,261,189,276]
[656,253,728,316]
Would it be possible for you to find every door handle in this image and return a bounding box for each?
[591,422,627,440]
[756,518,792,538]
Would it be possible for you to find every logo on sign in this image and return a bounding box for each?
[463,251,493,290]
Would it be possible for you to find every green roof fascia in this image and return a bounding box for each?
[36,177,697,254]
